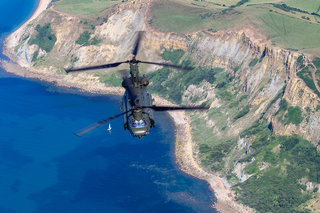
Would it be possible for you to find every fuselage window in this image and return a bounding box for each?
[131,119,146,128]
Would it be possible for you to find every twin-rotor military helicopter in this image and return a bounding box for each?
[66,31,209,138]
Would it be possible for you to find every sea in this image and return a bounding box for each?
[0,0,216,212]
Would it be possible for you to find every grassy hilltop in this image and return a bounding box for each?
[53,0,121,17]
[149,0,320,56]
[51,0,320,56]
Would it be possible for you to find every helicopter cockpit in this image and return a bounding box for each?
[129,118,149,138]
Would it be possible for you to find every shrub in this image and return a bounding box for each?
[259,48,266,62]
[28,23,56,52]
[272,3,309,14]
[296,55,305,69]
[276,98,288,115]
[32,50,39,62]
[161,49,185,65]
[237,168,311,212]
[199,139,236,171]
[148,60,221,103]
[297,67,320,97]
[100,72,122,87]
[234,63,242,73]
[281,136,299,151]
[76,31,100,46]
[284,106,303,125]
[230,0,249,8]
[76,31,90,45]
[313,57,320,69]
[237,119,320,211]
[234,105,250,121]
[249,58,258,67]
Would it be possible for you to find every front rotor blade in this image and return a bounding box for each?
[138,60,194,71]
[66,61,128,73]
[132,31,144,57]
[74,111,129,137]
[142,105,210,111]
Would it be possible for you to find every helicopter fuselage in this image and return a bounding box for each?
[121,63,155,138]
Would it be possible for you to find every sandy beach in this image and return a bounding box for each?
[1,0,255,212]
[6,0,52,49]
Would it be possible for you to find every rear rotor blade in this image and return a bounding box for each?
[74,111,129,137]
[137,60,194,71]
[132,31,144,57]
[142,105,210,111]
[66,61,129,73]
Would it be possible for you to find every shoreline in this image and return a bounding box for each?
[0,59,254,213]
[0,0,255,212]
[5,0,52,50]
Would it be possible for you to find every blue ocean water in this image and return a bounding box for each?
[0,0,216,212]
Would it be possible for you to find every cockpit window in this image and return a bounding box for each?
[131,119,146,128]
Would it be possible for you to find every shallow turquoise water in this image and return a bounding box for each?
[0,0,216,212]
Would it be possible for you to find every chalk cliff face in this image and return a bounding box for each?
[183,30,320,143]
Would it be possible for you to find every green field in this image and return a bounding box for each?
[150,0,320,55]
[150,1,214,33]
[53,0,120,17]
[285,0,320,14]
[256,8,320,54]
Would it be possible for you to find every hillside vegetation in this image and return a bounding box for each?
[28,23,56,53]
[146,49,320,213]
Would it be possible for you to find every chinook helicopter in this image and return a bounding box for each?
[66,32,209,138]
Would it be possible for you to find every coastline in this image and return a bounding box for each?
[0,1,255,212]
[0,60,255,213]
[6,0,52,50]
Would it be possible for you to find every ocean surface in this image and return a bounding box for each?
[0,0,216,212]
